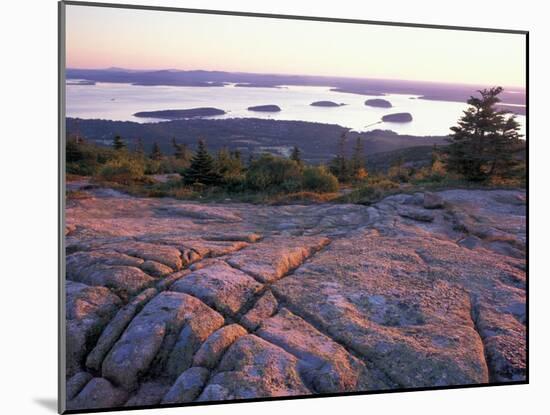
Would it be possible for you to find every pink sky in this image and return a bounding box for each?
[66,4,526,87]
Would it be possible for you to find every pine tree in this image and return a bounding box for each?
[183,139,221,185]
[135,138,145,156]
[446,87,522,181]
[350,136,365,174]
[430,144,438,168]
[330,132,349,181]
[389,155,408,182]
[67,134,85,163]
[172,137,190,161]
[232,149,242,162]
[113,135,126,151]
[150,141,163,161]
[290,146,303,166]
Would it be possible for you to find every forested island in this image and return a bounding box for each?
[134,107,226,119]
[365,99,392,108]
[382,112,413,122]
[247,105,282,112]
[310,101,345,107]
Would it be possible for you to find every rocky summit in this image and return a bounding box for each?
[64,184,526,410]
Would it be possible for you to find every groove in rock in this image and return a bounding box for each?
[469,294,493,382]
[270,289,400,389]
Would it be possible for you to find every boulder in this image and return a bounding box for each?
[140,260,173,277]
[397,206,435,222]
[124,381,170,407]
[66,371,93,401]
[102,241,183,270]
[102,292,223,390]
[272,234,491,388]
[170,263,262,316]
[423,192,444,209]
[226,236,330,283]
[67,378,128,411]
[66,281,121,377]
[240,290,279,331]
[193,324,248,369]
[86,288,158,371]
[162,367,210,403]
[165,310,225,377]
[197,335,310,400]
[257,308,371,393]
[67,264,155,300]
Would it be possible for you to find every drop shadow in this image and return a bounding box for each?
[34,398,57,413]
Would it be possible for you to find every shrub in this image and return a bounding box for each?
[302,166,339,193]
[221,173,246,191]
[66,138,116,176]
[269,191,339,204]
[245,154,302,191]
[97,157,145,184]
[341,176,399,204]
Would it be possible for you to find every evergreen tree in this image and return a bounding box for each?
[330,132,349,180]
[232,149,242,162]
[350,136,365,174]
[135,138,145,156]
[150,141,163,161]
[389,155,408,182]
[290,146,303,166]
[183,139,221,185]
[172,137,190,161]
[67,135,85,163]
[446,87,522,181]
[430,144,439,168]
[113,135,126,151]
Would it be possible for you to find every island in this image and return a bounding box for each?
[247,105,282,112]
[310,101,345,107]
[66,80,96,86]
[133,107,226,119]
[365,98,392,108]
[330,87,385,96]
[235,83,282,88]
[382,112,413,122]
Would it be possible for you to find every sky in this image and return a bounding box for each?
[65,4,526,88]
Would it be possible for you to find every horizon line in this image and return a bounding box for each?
[65,66,527,91]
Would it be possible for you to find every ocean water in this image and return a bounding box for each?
[66,82,526,137]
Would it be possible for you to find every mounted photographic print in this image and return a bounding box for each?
[59,1,528,413]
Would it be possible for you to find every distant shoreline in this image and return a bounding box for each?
[66,68,526,107]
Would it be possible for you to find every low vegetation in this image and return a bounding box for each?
[66,87,525,204]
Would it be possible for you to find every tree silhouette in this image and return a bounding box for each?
[290,146,303,166]
[183,139,221,185]
[135,138,145,156]
[350,136,365,174]
[172,137,190,161]
[446,87,522,181]
[112,135,126,151]
[150,141,163,160]
[330,132,349,180]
